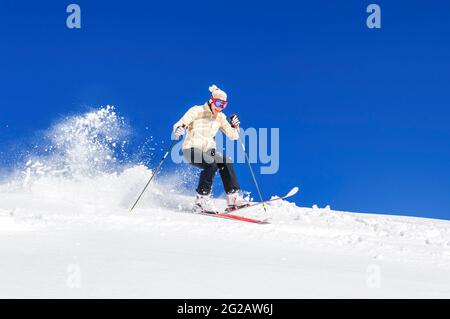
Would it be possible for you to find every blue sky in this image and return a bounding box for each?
[1,1,450,219]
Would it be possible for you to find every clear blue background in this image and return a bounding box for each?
[1,1,449,219]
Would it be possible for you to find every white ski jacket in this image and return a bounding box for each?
[173,103,239,151]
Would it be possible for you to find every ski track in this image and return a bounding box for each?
[1,166,450,298]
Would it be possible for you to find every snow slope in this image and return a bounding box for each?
[1,107,449,298]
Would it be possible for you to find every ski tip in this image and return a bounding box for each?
[286,186,299,198]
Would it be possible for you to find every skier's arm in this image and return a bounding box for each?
[219,115,239,140]
[173,106,200,133]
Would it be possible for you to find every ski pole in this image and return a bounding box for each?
[237,132,267,212]
[129,139,178,212]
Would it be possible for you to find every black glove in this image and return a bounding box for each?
[229,114,240,128]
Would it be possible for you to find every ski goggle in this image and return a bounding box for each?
[211,97,228,109]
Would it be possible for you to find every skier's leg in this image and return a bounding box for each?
[214,152,249,208]
[214,152,240,194]
[183,148,218,195]
[182,148,219,212]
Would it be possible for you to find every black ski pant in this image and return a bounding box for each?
[183,148,240,196]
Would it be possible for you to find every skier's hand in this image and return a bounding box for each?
[229,114,240,129]
[174,125,186,139]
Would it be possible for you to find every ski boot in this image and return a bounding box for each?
[225,191,250,212]
[193,194,218,214]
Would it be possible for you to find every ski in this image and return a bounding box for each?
[197,211,270,224]
[224,186,299,213]
[191,187,299,225]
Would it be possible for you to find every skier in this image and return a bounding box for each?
[173,84,249,213]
